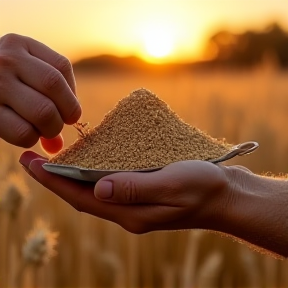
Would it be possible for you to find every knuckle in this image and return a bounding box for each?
[54,54,72,74]
[0,54,16,68]
[35,102,57,124]
[163,178,183,194]
[14,123,36,147]
[122,180,140,203]
[0,33,22,47]
[42,69,63,91]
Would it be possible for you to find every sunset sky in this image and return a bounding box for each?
[1,0,287,63]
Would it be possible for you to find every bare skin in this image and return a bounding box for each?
[19,150,288,258]
[2,33,288,259]
[0,33,81,148]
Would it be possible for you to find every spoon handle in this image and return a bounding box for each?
[209,141,259,164]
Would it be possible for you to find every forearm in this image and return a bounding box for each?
[213,167,288,258]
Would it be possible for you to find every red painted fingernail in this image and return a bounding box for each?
[19,151,47,169]
[28,159,48,182]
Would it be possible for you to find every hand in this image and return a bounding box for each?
[19,151,288,257]
[19,151,231,234]
[0,33,82,148]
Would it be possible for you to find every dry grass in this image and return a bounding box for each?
[1,65,288,287]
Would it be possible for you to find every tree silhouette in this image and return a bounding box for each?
[205,23,288,69]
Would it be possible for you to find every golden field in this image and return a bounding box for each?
[1,65,288,288]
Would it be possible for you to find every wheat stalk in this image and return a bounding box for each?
[0,172,29,219]
[0,172,29,288]
[15,218,59,287]
[22,218,58,266]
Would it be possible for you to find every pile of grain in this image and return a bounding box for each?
[49,88,233,170]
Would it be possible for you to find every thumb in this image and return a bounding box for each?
[94,168,180,204]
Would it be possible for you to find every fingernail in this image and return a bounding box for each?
[29,158,47,173]
[94,181,113,199]
[19,151,47,169]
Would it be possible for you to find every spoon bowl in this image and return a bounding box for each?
[42,141,259,182]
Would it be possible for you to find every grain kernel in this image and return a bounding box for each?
[49,88,233,170]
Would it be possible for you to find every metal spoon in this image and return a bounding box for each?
[42,141,259,182]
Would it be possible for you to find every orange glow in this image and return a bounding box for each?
[143,24,174,58]
[139,20,176,63]
[0,0,287,64]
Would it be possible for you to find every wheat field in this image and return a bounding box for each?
[1,65,288,288]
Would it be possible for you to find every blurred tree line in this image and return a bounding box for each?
[205,23,288,69]
[73,22,288,72]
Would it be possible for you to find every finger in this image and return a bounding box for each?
[0,33,76,93]
[0,34,81,125]
[18,152,133,223]
[94,160,227,206]
[3,81,63,138]
[16,54,81,125]
[0,105,39,147]
[40,135,64,155]
[25,36,77,94]
[19,151,94,210]
[19,151,183,234]
[94,168,184,205]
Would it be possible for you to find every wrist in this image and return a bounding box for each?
[214,166,288,257]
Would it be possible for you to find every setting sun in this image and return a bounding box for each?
[142,23,175,59]
[139,21,177,62]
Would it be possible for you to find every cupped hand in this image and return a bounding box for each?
[19,151,234,234]
[0,33,82,148]
[20,151,288,257]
